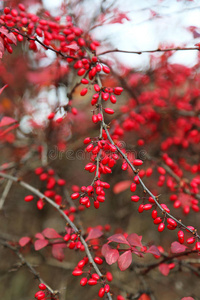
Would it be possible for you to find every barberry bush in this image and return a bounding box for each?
[0,1,199,300]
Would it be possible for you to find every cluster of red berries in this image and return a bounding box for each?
[1,3,99,59]
[34,283,47,300]
[72,257,112,298]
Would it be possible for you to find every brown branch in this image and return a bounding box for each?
[135,250,198,275]
[98,47,200,56]
[2,24,76,60]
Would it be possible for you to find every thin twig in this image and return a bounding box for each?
[98,47,200,56]
[0,178,13,210]
[0,238,56,295]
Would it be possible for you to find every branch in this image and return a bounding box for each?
[98,46,200,56]
[0,172,113,300]
[134,250,198,275]
[102,124,200,240]
[0,238,56,295]
[0,178,13,210]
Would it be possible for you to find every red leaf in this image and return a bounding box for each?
[0,28,17,45]
[65,44,79,51]
[42,228,62,239]
[52,243,66,261]
[0,123,19,137]
[0,84,8,96]
[101,243,110,256]
[102,244,119,265]
[0,116,17,127]
[118,250,132,271]
[159,263,170,276]
[106,249,119,265]
[108,233,129,245]
[19,236,31,247]
[146,245,161,257]
[86,228,103,241]
[34,239,49,250]
[35,233,45,239]
[138,294,151,300]
[113,180,132,194]
[126,233,143,247]
[171,241,187,253]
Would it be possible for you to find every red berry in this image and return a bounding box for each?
[143,204,152,210]
[114,87,123,95]
[195,242,200,251]
[37,199,44,210]
[138,204,144,213]
[158,223,165,232]
[88,278,97,285]
[24,195,34,202]
[131,195,140,202]
[80,277,87,286]
[94,84,100,92]
[72,269,83,276]
[110,94,117,103]
[92,114,98,123]
[4,7,10,14]
[157,167,166,175]
[80,88,88,96]
[38,283,46,290]
[64,234,70,242]
[154,217,162,225]
[35,167,44,175]
[146,168,153,177]
[81,78,89,84]
[18,3,26,11]
[130,183,136,192]
[94,200,100,209]
[151,210,157,219]
[71,193,80,200]
[102,66,110,74]
[94,257,103,264]
[35,291,45,299]
[106,271,113,281]
[77,68,86,76]
[105,108,114,115]
[57,179,66,186]
[104,284,110,292]
[187,237,195,244]
[77,260,85,268]
[98,287,105,298]
[84,137,91,144]
[167,218,177,228]
[91,273,100,280]
[133,159,143,166]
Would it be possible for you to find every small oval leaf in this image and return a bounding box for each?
[86,228,103,241]
[19,236,31,247]
[42,228,62,239]
[171,241,187,254]
[108,234,129,245]
[118,250,132,271]
[34,239,49,251]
